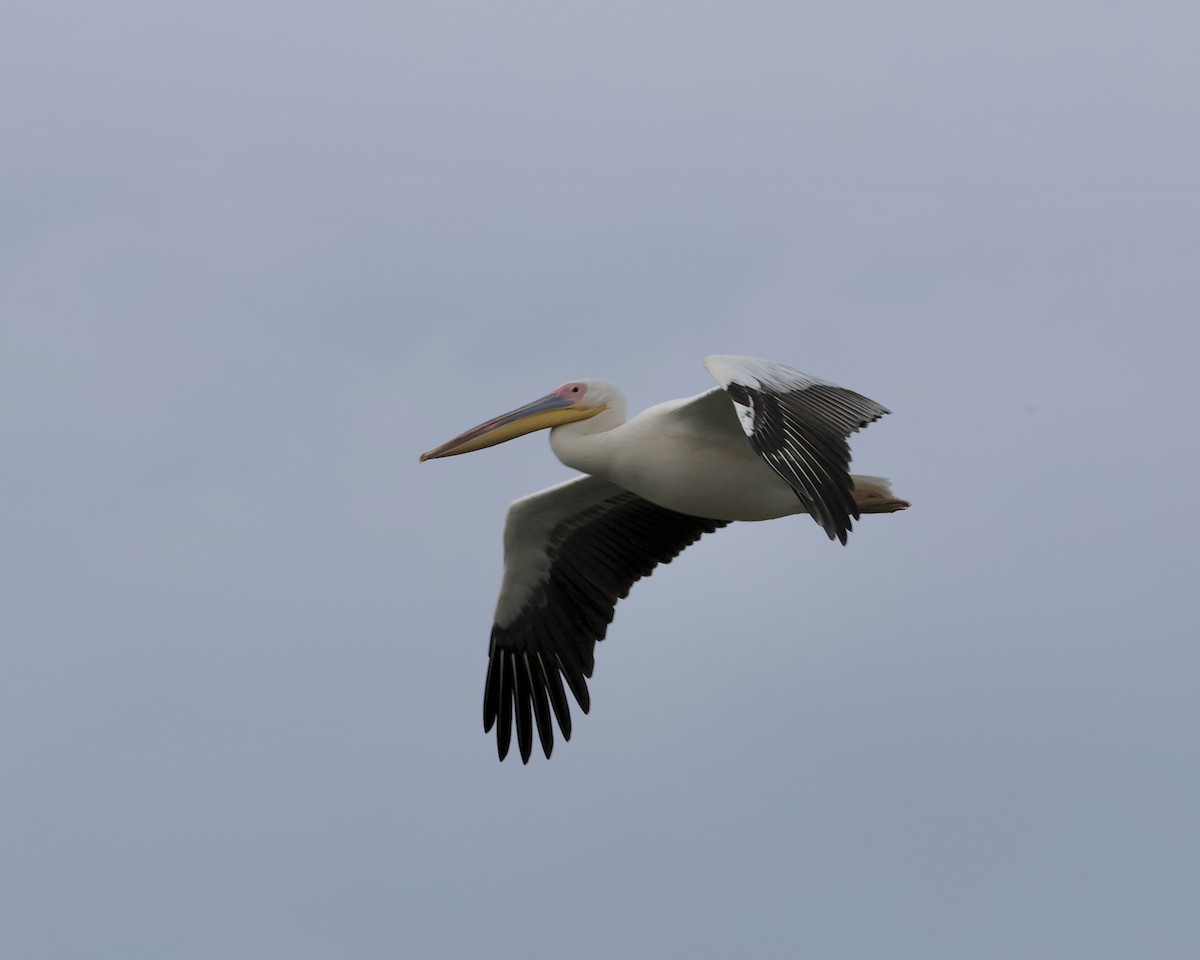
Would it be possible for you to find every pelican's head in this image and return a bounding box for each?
[420,379,614,461]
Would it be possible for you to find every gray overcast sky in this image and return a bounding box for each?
[3,1,1198,957]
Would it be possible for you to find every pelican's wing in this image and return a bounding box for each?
[704,354,890,544]
[485,475,727,763]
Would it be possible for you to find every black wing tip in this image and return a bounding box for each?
[485,648,590,762]
[826,499,862,544]
[494,719,556,763]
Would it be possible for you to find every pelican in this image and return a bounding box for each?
[420,355,908,762]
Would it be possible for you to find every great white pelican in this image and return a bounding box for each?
[420,355,908,762]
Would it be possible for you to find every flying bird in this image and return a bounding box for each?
[420,355,908,762]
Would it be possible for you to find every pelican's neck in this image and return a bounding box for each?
[549,394,627,479]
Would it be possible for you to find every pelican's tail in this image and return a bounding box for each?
[850,475,910,514]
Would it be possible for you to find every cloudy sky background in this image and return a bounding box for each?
[4,1,1198,957]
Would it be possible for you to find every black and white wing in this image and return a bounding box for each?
[704,354,890,544]
[484,475,727,763]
